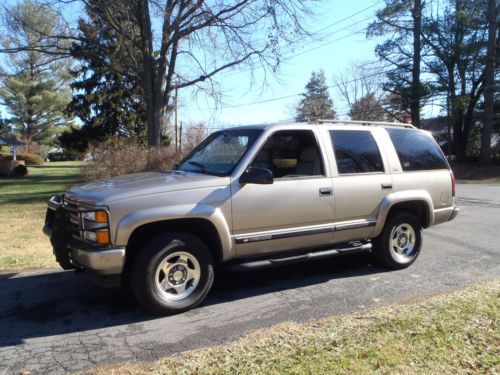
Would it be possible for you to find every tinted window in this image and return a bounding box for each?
[330,130,384,174]
[387,128,448,171]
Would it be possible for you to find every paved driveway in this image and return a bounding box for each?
[1,183,499,374]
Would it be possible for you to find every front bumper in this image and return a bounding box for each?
[70,247,125,275]
[43,195,125,276]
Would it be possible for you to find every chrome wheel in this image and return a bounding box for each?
[155,251,201,301]
[389,223,417,262]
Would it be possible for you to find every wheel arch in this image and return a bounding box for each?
[373,191,434,237]
[123,218,226,279]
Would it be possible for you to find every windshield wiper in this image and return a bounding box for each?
[188,161,209,173]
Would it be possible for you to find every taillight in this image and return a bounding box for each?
[450,171,456,197]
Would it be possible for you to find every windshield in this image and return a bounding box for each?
[176,129,263,176]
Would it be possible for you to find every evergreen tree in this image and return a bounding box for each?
[65,0,147,151]
[368,0,426,127]
[0,116,8,137]
[423,0,488,161]
[295,71,335,122]
[0,0,72,151]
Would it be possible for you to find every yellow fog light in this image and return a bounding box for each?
[96,230,110,244]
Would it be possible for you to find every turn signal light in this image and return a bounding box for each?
[96,230,110,244]
[95,210,108,223]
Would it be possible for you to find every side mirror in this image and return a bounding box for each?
[240,167,274,185]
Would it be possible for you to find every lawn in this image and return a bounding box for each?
[92,280,499,375]
[0,161,83,271]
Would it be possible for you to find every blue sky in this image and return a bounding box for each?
[2,0,440,129]
[178,0,390,128]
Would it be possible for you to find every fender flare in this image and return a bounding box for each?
[373,190,434,237]
[114,204,233,261]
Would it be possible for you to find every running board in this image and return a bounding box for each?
[229,242,372,271]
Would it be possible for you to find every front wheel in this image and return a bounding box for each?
[131,232,214,315]
[373,211,423,269]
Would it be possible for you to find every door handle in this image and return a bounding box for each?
[319,187,333,196]
[381,183,393,190]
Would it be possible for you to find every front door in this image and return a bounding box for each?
[231,129,335,258]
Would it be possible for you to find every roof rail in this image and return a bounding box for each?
[316,119,416,129]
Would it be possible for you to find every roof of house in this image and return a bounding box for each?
[0,135,25,146]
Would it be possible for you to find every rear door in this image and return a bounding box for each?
[320,127,393,243]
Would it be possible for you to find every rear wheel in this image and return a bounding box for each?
[373,211,422,269]
[131,232,214,315]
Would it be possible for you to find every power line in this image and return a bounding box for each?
[183,68,393,112]
[211,2,383,80]
[312,0,384,35]
[179,2,386,116]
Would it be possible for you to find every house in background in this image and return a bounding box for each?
[0,135,26,176]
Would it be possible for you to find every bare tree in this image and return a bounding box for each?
[349,93,386,121]
[333,61,386,119]
[182,122,209,152]
[126,0,313,146]
[1,0,315,147]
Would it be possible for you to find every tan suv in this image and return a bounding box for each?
[44,120,459,314]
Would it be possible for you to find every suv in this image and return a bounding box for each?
[43,120,459,314]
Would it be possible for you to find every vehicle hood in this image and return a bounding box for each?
[64,171,230,205]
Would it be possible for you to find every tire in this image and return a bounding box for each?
[130,232,214,315]
[372,211,423,269]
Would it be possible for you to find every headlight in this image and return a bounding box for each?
[81,210,110,245]
[83,229,110,245]
[82,210,108,223]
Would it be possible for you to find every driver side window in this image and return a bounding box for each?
[251,130,325,178]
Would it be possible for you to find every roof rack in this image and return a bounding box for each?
[316,119,416,129]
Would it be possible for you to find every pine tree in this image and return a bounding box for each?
[0,0,72,151]
[64,0,147,151]
[368,0,426,127]
[295,71,335,122]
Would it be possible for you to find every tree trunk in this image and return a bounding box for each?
[480,0,496,165]
[136,0,162,147]
[454,112,467,161]
[411,0,422,128]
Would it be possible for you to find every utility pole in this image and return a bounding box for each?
[179,121,183,153]
[174,87,178,153]
[480,0,497,166]
[411,0,422,128]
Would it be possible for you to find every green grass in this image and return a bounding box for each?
[90,280,500,375]
[0,161,83,271]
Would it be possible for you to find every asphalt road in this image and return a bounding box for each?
[1,183,499,374]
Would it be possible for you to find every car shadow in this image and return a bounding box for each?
[0,254,386,347]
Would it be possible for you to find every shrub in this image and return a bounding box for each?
[0,152,43,165]
[48,150,83,162]
[13,164,28,177]
[82,138,182,181]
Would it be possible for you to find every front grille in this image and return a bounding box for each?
[64,200,84,240]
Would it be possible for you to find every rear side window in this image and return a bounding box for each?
[386,128,448,171]
[330,130,384,174]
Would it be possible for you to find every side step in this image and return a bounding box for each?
[229,242,372,271]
